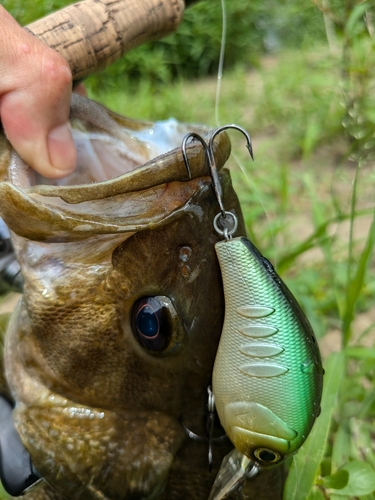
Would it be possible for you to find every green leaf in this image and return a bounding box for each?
[307,486,326,500]
[333,461,375,496]
[277,208,373,274]
[342,202,375,346]
[283,352,345,500]
[331,423,351,472]
[345,347,375,360]
[345,3,371,38]
[320,470,349,489]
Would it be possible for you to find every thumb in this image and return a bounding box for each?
[0,7,76,179]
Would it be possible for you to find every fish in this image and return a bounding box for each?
[0,94,286,499]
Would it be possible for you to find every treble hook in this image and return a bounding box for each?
[182,386,227,471]
[181,133,209,181]
[181,132,226,216]
[207,386,216,471]
[181,125,254,221]
[209,124,254,161]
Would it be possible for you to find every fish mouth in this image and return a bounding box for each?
[0,95,232,241]
[7,95,231,198]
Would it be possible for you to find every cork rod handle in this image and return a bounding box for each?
[25,0,185,80]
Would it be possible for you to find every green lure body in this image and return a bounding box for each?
[212,236,323,467]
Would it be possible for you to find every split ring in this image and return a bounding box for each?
[213,211,238,239]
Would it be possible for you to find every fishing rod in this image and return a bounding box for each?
[25,0,199,81]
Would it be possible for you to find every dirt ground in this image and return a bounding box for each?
[0,292,21,314]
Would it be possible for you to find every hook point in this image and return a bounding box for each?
[247,144,255,161]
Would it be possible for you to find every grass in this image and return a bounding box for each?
[2,41,375,498]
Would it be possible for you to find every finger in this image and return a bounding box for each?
[0,7,76,179]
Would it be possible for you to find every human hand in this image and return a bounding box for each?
[0,6,76,179]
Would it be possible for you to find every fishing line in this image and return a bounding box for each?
[214,0,277,263]
[214,0,226,127]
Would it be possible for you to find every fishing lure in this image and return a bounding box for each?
[213,233,323,462]
[182,125,323,496]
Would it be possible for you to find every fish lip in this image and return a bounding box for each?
[22,111,230,205]
[25,141,223,203]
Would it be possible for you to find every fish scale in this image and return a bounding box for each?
[212,236,323,463]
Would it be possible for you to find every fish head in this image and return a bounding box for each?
[0,95,248,499]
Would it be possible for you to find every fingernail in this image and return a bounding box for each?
[47,122,76,175]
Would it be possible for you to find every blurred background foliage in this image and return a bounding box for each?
[4,0,326,90]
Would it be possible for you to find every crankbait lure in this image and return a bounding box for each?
[212,232,323,465]
[182,125,323,497]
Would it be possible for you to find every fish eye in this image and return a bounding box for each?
[131,296,173,352]
[253,448,282,465]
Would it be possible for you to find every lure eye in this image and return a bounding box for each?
[253,448,282,465]
[132,296,174,352]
